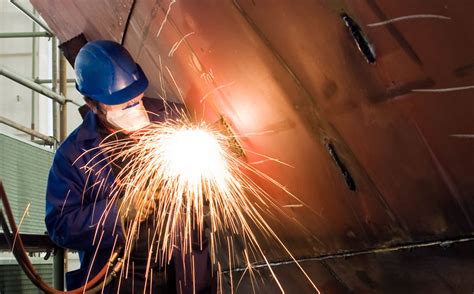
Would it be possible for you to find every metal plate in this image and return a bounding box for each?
[31,0,134,43]
[29,0,474,292]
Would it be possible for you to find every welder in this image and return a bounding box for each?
[45,40,214,293]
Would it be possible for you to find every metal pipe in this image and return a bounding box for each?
[55,50,68,290]
[0,32,51,38]
[52,37,59,141]
[31,15,38,141]
[0,67,66,104]
[36,78,75,84]
[0,116,56,145]
[9,0,53,36]
[59,52,68,142]
[53,249,65,290]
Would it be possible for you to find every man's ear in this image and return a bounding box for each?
[84,97,99,114]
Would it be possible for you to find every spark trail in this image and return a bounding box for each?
[81,113,320,293]
[367,14,451,27]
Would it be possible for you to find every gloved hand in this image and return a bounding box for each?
[117,190,159,223]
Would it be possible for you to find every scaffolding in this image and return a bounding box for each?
[0,1,71,289]
[0,1,77,146]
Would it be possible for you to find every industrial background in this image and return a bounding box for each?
[0,0,473,293]
[0,1,82,293]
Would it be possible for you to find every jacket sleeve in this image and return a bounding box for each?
[45,149,123,252]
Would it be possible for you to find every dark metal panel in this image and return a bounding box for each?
[29,0,474,291]
[345,0,474,220]
[340,0,474,233]
[324,238,474,293]
[225,260,349,293]
[234,0,430,104]
[124,0,413,258]
[226,237,474,293]
[234,0,474,238]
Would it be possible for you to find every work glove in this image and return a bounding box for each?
[117,190,159,223]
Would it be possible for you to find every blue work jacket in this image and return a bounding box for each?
[45,98,175,291]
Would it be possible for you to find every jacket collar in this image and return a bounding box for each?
[76,111,102,143]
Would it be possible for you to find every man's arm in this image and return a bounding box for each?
[45,149,122,252]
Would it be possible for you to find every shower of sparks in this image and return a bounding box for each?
[165,65,185,103]
[450,134,474,138]
[156,0,176,38]
[412,85,474,93]
[367,14,451,27]
[81,113,320,293]
[158,55,168,101]
[282,204,304,208]
[12,203,30,251]
[201,68,215,84]
[169,32,195,57]
[199,82,235,103]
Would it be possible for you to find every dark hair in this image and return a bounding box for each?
[83,96,95,104]
[81,96,103,118]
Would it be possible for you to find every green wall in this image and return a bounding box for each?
[0,261,53,294]
[0,133,54,235]
[0,134,55,293]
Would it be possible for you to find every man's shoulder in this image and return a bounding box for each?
[55,127,82,158]
[58,110,102,151]
[56,121,97,158]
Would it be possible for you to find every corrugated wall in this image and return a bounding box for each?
[0,133,53,234]
[0,134,54,293]
[0,262,53,293]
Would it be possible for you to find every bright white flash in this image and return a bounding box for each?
[160,128,227,183]
[86,118,320,293]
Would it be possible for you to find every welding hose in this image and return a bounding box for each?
[0,202,115,293]
[0,185,123,293]
[0,208,43,287]
[82,212,139,293]
[0,208,66,292]
[0,182,67,292]
[0,181,125,293]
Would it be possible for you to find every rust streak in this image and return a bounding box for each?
[365,0,422,64]
[414,123,473,228]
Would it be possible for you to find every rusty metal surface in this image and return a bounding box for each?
[322,237,474,293]
[233,0,474,238]
[124,0,412,257]
[225,258,349,294]
[30,0,134,43]
[226,237,474,293]
[30,0,474,292]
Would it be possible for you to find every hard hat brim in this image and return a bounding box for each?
[76,64,149,105]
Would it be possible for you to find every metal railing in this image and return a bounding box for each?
[0,2,72,289]
[0,116,56,146]
[9,0,53,35]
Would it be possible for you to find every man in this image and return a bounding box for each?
[45,40,213,293]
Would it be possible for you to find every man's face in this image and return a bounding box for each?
[87,93,147,132]
[98,93,145,113]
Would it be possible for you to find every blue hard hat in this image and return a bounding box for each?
[74,40,149,105]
